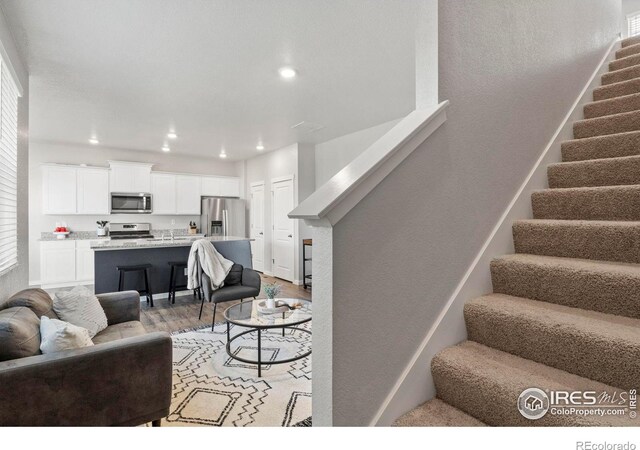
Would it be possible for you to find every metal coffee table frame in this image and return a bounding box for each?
[224,305,312,377]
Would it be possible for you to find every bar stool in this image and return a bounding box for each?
[168,261,202,304]
[117,264,154,307]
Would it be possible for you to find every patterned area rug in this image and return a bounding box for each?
[165,321,311,427]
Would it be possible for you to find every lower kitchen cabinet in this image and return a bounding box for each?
[40,240,94,287]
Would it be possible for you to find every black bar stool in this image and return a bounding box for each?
[168,261,201,304]
[117,264,154,307]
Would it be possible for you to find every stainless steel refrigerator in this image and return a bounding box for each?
[200,197,246,237]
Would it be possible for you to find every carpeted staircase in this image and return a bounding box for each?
[395,35,640,427]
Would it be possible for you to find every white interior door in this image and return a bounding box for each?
[271,176,294,282]
[250,183,265,272]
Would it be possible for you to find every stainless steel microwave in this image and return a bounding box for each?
[110,192,153,214]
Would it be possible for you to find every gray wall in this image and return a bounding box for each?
[314,118,402,188]
[28,141,240,283]
[0,7,28,300]
[623,0,640,37]
[329,0,621,426]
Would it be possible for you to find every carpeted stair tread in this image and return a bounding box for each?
[593,77,640,102]
[622,35,640,48]
[548,155,640,188]
[609,53,640,72]
[616,43,640,60]
[512,219,640,264]
[490,253,640,318]
[531,185,640,221]
[393,398,486,427]
[561,131,640,162]
[583,92,640,119]
[431,341,636,426]
[465,294,640,390]
[602,64,640,85]
[573,110,640,139]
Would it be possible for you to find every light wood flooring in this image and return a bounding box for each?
[47,275,311,334]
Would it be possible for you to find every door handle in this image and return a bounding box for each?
[288,234,292,238]
[259,232,264,235]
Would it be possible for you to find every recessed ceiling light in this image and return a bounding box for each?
[167,132,177,139]
[279,67,297,79]
[256,144,264,151]
[219,150,227,159]
[162,145,170,152]
[89,138,99,145]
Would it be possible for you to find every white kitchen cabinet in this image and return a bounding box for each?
[77,168,109,214]
[151,173,177,214]
[218,177,241,197]
[109,161,153,193]
[42,165,77,214]
[201,176,220,196]
[176,175,202,214]
[40,240,77,285]
[75,240,95,282]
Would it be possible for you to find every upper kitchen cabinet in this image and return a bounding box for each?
[201,176,220,196]
[150,172,177,214]
[42,164,109,215]
[77,168,109,214]
[176,175,202,214]
[219,177,241,197]
[42,165,77,214]
[108,161,153,193]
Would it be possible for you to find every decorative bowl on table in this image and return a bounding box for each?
[256,299,303,314]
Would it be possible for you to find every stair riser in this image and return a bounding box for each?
[583,93,640,119]
[602,65,640,85]
[548,156,640,188]
[531,188,640,221]
[573,111,640,139]
[513,222,640,264]
[433,357,589,426]
[594,78,640,102]
[490,259,640,319]
[464,303,640,390]
[561,131,640,162]
[610,54,640,71]
[616,44,640,59]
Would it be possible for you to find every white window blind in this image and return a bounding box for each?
[0,58,19,275]
[629,11,640,38]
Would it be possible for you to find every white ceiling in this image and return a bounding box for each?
[1,0,418,161]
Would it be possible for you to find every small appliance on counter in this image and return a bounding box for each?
[109,223,153,240]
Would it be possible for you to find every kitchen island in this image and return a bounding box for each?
[92,236,253,296]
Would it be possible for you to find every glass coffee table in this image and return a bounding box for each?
[223,299,312,377]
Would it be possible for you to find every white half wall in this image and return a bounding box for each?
[314,118,402,188]
[327,0,621,426]
[28,141,240,284]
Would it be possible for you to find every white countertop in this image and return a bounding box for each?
[90,235,251,251]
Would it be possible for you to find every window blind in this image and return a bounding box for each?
[0,59,19,275]
[629,12,640,38]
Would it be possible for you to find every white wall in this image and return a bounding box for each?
[28,141,240,284]
[0,8,29,301]
[327,0,620,426]
[244,144,299,280]
[314,118,402,188]
[622,0,640,37]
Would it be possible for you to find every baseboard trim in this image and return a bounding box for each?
[370,37,621,426]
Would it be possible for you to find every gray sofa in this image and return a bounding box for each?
[0,289,172,426]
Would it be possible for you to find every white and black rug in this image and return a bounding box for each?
[165,322,311,427]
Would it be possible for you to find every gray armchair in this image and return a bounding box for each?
[197,240,262,330]
[0,291,172,426]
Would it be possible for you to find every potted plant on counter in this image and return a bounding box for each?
[96,220,109,237]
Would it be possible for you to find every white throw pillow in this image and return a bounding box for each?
[40,316,94,354]
[53,285,108,338]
